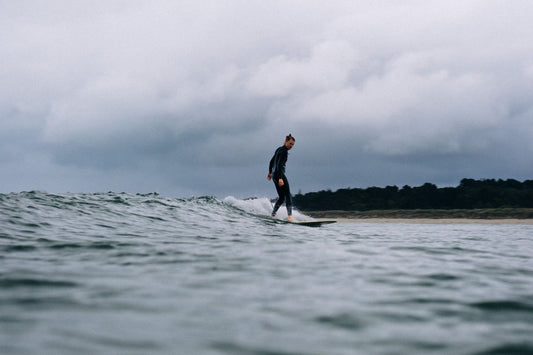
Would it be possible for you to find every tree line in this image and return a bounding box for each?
[293,178,533,211]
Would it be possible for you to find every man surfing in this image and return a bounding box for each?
[267,134,295,222]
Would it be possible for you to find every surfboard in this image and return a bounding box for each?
[273,218,337,227]
[255,213,336,227]
[290,219,337,227]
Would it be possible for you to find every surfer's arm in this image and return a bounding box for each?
[268,155,274,174]
[268,154,275,180]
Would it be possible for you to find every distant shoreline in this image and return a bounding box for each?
[332,218,533,225]
[305,208,533,222]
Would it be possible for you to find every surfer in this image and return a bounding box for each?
[268,134,295,222]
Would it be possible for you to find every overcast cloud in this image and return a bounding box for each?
[1,0,532,198]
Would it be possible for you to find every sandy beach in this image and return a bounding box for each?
[335,218,533,225]
[305,209,533,224]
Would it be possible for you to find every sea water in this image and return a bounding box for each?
[1,192,532,355]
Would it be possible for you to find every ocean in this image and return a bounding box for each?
[1,191,532,355]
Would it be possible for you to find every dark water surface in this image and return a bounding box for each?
[1,192,533,354]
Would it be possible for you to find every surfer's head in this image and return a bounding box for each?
[285,133,295,150]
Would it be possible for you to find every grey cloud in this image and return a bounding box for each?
[1,1,533,196]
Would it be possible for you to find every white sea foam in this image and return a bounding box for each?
[223,196,313,221]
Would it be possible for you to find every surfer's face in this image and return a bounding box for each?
[285,139,295,150]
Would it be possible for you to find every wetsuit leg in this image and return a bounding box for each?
[271,175,292,217]
[283,176,293,216]
[271,181,285,216]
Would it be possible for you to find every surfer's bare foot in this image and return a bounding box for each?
[287,216,293,222]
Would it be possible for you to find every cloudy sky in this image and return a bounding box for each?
[2,0,532,198]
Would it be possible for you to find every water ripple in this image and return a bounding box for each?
[1,192,532,355]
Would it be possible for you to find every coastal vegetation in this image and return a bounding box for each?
[294,179,533,218]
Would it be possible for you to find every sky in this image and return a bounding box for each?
[1,0,533,198]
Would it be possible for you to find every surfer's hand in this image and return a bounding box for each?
[278,179,284,186]
[267,173,272,181]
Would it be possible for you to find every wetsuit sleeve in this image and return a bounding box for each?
[269,154,275,174]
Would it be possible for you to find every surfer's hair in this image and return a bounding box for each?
[285,133,295,142]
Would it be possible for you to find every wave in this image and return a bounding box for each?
[0,192,313,244]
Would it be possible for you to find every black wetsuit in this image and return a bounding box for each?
[269,145,292,216]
